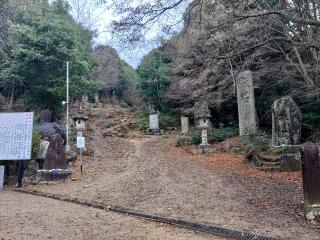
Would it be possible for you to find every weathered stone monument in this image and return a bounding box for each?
[301,143,320,221]
[177,117,193,145]
[272,96,302,146]
[43,134,66,170]
[236,70,257,136]
[194,102,213,152]
[37,110,70,181]
[181,117,189,134]
[149,113,160,130]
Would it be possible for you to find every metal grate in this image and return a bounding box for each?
[13,189,281,240]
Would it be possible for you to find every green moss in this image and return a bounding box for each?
[268,145,300,155]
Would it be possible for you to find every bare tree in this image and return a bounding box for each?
[68,0,109,30]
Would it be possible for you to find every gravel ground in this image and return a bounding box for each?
[18,105,320,239]
[0,191,219,240]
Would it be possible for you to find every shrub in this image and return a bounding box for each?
[211,125,239,143]
[31,132,42,159]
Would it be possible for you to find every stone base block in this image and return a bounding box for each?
[37,169,71,182]
[190,149,204,155]
[177,134,193,146]
[197,144,214,154]
[280,153,302,172]
[305,207,320,225]
[144,128,163,135]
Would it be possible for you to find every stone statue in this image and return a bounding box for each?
[272,96,302,146]
[36,110,67,170]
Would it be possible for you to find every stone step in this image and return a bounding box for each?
[256,166,281,172]
[261,161,280,167]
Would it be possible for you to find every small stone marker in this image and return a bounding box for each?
[272,96,302,146]
[0,166,4,190]
[94,93,99,103]
[236,70,257,136]
[181,117,189,134]
[149,114,159,130]
[301,143,320,213]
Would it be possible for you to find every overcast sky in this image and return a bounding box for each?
[54,0,188,68]
[59,0,159,68]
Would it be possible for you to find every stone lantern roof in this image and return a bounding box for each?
[194,101,211,120]
[72,112,88,122]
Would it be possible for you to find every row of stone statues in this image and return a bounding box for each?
[176,70,302,149]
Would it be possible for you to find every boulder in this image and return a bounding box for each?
[43,134,66,170]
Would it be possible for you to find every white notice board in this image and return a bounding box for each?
[77,136,85,149]
[0,112,34,160]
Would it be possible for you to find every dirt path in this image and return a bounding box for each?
[12,104,320,239]
[1,191,220,240]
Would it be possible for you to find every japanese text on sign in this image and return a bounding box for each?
[0,112,34,160]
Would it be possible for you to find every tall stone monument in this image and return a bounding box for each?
[272,96,302,146]
[181,117,189,134]
[301,143,320,220]
[177,117,193,145]
[236,71,257,136]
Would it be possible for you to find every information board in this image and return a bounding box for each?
[77,136,85,149]
[0,112,34,160]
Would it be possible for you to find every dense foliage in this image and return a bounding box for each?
[0,0,100,115]
[137,49,171,111]
[127,0,320,140]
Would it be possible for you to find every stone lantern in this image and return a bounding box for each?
[73,112,88,137]
[194,102,213,151]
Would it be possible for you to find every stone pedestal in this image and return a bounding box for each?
[272,96,302,146]
[201,129,208,145]
[236,71,257,136]
[197,129,214,153]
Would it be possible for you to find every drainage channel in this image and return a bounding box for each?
[12,189,281,240]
